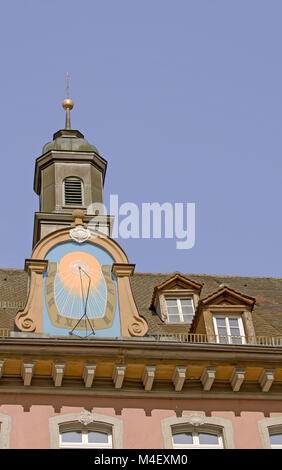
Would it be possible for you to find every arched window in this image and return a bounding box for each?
[161,414,235,449]
[49,412,123,449]
[63,177,84,206]
[269,432,282,448]
[258,416,282,448]
[172,429,223,449]
[60,428,112,449]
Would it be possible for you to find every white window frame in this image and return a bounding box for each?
[213,314,246,344]
[165,297,195,324]
[59,429,112,449]
[161,414,235,449]
[172,428,224,449]
[258,417,282,449]
[49,412,123,449]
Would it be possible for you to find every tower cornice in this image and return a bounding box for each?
[33,149,108,195]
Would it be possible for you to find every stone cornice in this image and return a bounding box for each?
[0,379,282,401]
[111,263,135,277]
[0,337,282,400]
[34,149,108,195]
[24,259,48,274]
[3,336,282,363]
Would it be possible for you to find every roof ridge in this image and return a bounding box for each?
[133,272,282,280]
[1,268,282,280]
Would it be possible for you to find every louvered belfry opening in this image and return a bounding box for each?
[63,177,84,206]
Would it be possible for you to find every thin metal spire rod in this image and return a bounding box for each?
[66,72,70,98]
[65,109,71,130]
[62,72,74,130]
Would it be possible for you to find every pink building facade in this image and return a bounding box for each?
[1,396,282,449]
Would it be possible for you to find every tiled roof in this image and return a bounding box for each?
[0,268,28,331]
[130,272,282,337]
[1,268,282,337]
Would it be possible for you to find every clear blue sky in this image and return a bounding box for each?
[0,0,282,277]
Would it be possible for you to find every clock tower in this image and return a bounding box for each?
[32,92,113,246]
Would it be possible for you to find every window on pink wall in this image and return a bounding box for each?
[60,429,112,449]
[269,432,282,449]
[258,418,282,449]
[49,412,123,449]
[161,415,235,449]
[172,429,224,449]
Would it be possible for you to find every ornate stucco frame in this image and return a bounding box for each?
[15,227,148,337]
[49,411,123,449]
[258,416,282,448]
[161,414,235,449]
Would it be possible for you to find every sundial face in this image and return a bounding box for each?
[43,241,120,337]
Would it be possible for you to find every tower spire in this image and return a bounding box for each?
[62,72,74,129]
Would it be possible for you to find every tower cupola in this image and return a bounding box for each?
[32,79,112,246]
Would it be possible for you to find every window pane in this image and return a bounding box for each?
[181,306,194,314]
[229,318,239,327]
[270,434,282,445]
[180,299,193,306]
[88,431,109,444]
[166,299,178,307]
[167,306,179,314]
[61,431,82,443]
[198,433,219,445]
[216,318,226,327]
[168,315,181,323]
[230,328,241,337]
[173,433,193,444]
[217,327,227,336]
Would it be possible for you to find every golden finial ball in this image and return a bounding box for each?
[62,98,74,110]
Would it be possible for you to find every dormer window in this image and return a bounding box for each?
[191,286,256,345]
[150,274,203,325]
[165,297,195,324]
[213,315,246,344]
[63,176,84,206]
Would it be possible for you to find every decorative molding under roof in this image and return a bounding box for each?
[199,286,256,308]
[150,274,203,309]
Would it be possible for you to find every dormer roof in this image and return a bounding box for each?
[199,285,256,309]
[150,274,203,310]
